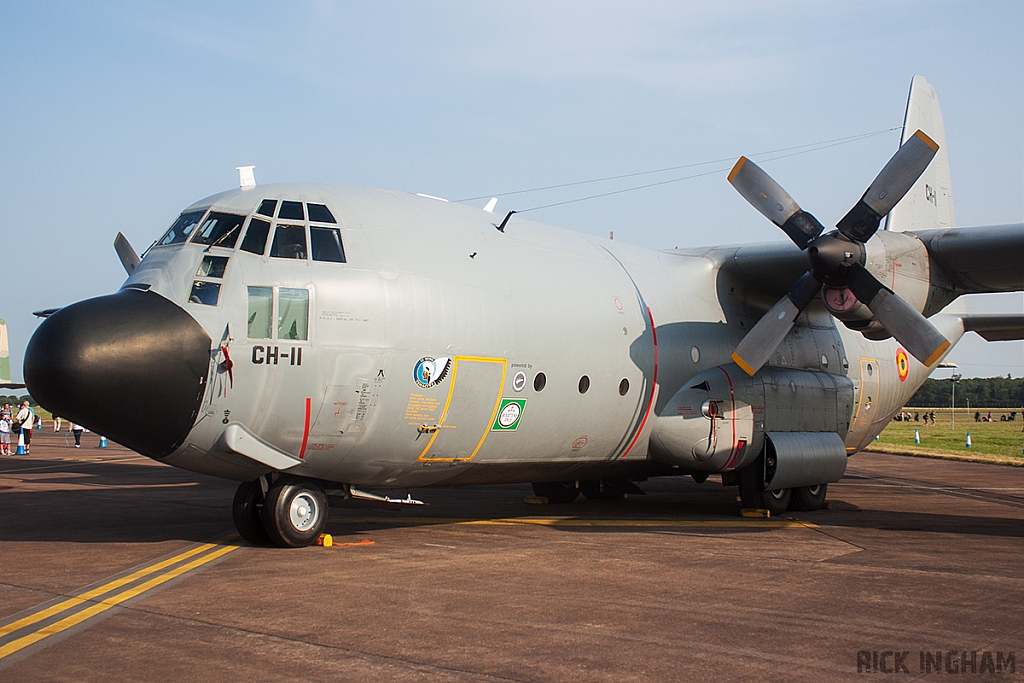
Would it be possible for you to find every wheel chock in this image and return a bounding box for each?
[316,533,333,547]
[525,496,549,505]
[740,508,771,518]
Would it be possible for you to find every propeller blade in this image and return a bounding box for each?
[731,272,821,376]
[728,157,825,249]
[836,130,939,242]
[845,263,950,367]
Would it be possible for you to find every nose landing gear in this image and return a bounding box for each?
[232,476,328,547]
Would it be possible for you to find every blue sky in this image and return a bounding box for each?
[1,1,1021,380]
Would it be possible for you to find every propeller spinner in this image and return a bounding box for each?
[728,130,950,376]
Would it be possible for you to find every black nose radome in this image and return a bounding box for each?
[25,289,212,458]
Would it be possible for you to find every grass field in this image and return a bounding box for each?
[871,407,1024,461]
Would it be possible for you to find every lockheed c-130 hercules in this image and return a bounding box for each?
[24,76,1024,547]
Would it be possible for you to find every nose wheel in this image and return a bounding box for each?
[232,477,328,547]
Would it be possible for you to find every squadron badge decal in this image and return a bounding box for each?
[413,356,452,388]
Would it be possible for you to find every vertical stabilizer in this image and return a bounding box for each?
[884,75,956,232]
[0,320,10,384]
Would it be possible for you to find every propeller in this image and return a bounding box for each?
[729,130,950,376]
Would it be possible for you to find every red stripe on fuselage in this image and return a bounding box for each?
[298,397,311,459]
[716,366,740,470]
[621,307,659,458]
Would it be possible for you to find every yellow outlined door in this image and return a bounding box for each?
[418,357,506,462]
[852,358,880,449]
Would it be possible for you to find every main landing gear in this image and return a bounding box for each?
[232,476,328,547]
[737,452,828,516]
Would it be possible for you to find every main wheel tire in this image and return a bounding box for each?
[580,479,622,500]
[233,479,272,546]
[737,456,791,517]
[532,481,580,504]
[789,483,828,511]
[260,479,328,547]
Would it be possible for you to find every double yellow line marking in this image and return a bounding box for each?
[0,534,241,662]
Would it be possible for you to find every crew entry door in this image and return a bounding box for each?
[418,357,506,462]
[853,358,880,450]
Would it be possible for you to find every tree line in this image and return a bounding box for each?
[907,377,1024,408]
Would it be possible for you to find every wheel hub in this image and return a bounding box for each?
[289,493,319,531]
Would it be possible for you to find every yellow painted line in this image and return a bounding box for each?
[0,541,240,660]
[0,536,233,639]
[342,516,816,529]
[469,359,507,461]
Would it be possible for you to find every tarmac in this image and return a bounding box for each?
[2,430,1024,681]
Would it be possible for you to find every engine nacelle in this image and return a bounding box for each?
[825,230,955,337]
[649,364,855,473]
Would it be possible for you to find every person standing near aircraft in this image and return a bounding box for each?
[16,401,33,454]
[0,411,10,455]
[69,421,84,448]
[53,416,61,432]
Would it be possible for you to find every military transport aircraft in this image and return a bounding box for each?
[23,76,1024,547]
[0,321,26,390]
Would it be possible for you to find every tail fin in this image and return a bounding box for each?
[884,75,956,232]
[0,319,11,385]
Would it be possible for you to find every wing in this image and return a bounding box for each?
[912,223,1024,293]
[960,313,1024,342]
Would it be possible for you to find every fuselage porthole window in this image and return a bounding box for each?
[241,218,271,255]
[310,226,346,263]
[158,210,206,246]
[270,224,307,260]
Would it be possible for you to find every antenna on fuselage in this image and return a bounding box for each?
[236,166,256,189]
[495,210,516,232]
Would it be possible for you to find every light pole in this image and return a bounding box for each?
[950,373,961,430]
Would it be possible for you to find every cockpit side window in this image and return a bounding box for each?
[240,218,271,255]
[247,286,273,339]
[278,288,309,341]
[310,226,346,263]
[191,212,246,248]
[270,224,307,260]
[158,210,206,246]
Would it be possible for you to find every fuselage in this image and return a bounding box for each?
[28,184,962,488]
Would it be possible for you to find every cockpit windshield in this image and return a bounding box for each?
[191,212,246,248]
[158,210,206,246]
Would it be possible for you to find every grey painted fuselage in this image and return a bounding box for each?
[124,184,956,488]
